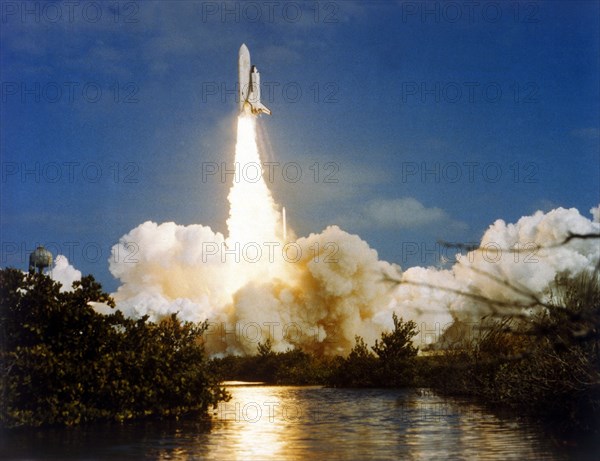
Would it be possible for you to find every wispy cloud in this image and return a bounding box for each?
[338,197,467,231]
[570,127,600,140]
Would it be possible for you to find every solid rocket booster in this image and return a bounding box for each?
[238,43,271,116]
[282,206,287,241]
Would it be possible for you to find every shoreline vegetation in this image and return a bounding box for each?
[1,268,598,435]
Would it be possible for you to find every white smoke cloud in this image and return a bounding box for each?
[109,206,599,355]
[368,198,462,229]
[107,115,600,355]
[228,225,404,354]
[571,127,600,140]
[399,207,600,322]
[51,255,82,292]
[109,220,230,322]
[340,197,466,230]
[591,205,600,223]
[108,220,405,355]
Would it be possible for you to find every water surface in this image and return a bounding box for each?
[1,385,596,460]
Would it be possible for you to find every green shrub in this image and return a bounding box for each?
[423,271,600,432]
[328,315,419,388]
[329,336,378,387]
[0,268,228,428]
[210,341,335,385]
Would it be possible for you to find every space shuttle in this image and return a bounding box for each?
[238,43,271,116]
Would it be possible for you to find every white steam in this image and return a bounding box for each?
[399,206,600,326]
[51,255,82,292]
[108,114,600,355]
[591,205,600,223]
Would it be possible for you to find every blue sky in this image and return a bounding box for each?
[1,1,599,291]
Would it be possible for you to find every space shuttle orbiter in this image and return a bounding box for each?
[238,43,271,116]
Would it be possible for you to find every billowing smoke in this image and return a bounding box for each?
[107,115,600,355]
[397,206,600,330]
[51,255,82,292]
[450,207,600,314]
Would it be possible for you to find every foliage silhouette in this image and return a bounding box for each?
[0,269,228,428]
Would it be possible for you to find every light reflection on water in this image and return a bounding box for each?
[209,386,565,461]
[1,386,594,460]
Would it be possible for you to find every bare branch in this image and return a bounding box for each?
[438,232,600,254]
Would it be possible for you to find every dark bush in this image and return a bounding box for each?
[423,272,600,432]
[0,268,228,428]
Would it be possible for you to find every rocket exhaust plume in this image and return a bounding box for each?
[107,45,600,356]
[224,114,289,291]
[108,111,600,355]
[109,108,407,355]
[227,116,280,246]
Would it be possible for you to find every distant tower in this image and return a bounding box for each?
[29,246,53,274]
